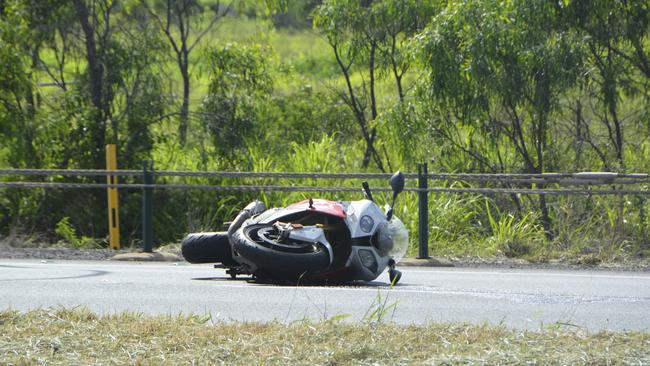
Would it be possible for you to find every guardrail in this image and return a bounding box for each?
[2,163,649,258]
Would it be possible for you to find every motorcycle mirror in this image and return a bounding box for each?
[390,171,405,196]
[387,171,404,221]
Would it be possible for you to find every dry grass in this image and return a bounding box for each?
[1,308,648,365]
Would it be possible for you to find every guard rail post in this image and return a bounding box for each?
[142,160,154,253]
[417,163,430,259]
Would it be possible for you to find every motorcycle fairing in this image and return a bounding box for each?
[255,199,347,225]
[345,246,391,281]
[343,199,386,238]
[286,199,347,218]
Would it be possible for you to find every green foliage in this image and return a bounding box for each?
[417,0,584,171]
[377,101,430,172]
[258,86,355,152]
[484,198,543,258]
[202,43,273,161]
[0,3,28,98]
[313,0,439,170]
[425,191,485,256]
[55,217,101,249]
[263,0,320,29]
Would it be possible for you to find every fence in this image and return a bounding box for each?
[2,162,650,257]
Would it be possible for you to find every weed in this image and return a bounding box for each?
[54,217,101,249]
[362,288,399,326]
[484,198,544,258]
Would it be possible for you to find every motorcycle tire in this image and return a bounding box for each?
[181,232,236,265]
[231,224,330,276]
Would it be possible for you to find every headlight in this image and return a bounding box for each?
[360,215,374,233]
[358,249,378,273]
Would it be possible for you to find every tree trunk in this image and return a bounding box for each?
[362,44,385,171]
[390,35,405,103]
[536,110,553,241]
[609,97,624,170]
[538,193,553,240]
[21,49,40,168]
[179,59,190,145]
[362,128,384,171]
[574,99,582,170]
[369,44,377,120]
[330,42,384,171]
[74,0,106,171]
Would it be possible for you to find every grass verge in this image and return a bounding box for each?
[1,308,648,365]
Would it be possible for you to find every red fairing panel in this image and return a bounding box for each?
[286,199,346,218]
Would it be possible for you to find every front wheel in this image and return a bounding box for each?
[231,224,330,276]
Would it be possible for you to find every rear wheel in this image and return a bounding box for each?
[181,232,235,264]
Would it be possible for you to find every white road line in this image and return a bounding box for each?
[401,268,650,281]
[192,281,650,302]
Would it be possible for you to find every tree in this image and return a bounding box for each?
[563,0,650,170]
[73,0,115,171]
[372,0,436,102]
[201,43,272,164]
[17,0,167,237]
[314,0,436,171]
[0,0,76,168]
[569,0,650,81]
[417,0,585,238]
[0,0,33,167]
[145,0,229,146]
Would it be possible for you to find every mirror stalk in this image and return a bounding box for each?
[386,171,405,220]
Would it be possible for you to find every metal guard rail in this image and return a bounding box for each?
[0,181,649,196]
[0,168,649,184]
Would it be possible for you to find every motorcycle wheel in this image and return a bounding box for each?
[231,224,330,275]
[181,232,235,265]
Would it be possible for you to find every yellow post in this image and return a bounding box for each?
[106,144,121,249]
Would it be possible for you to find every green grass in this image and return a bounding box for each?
[1,308,648,365]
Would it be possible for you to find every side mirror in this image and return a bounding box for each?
[387,171,404,221]
[390,171,405,196]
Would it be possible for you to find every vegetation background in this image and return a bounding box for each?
[1,0,649,262]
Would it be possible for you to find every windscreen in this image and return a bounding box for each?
[387,215,408,262]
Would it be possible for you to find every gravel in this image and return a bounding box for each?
[0,239,182,261]
[447,255,650,272]
[0,246,137,261]
[1,241,648,271]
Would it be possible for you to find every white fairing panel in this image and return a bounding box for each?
[287,226,334,267]
[344,199,386,238]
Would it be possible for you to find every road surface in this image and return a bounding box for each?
[1,259,649,331]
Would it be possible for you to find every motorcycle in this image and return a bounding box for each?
[181,172,408,284]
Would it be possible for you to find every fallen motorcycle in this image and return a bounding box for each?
[181,172,408,284]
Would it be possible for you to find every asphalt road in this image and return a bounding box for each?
[1,259,649,331]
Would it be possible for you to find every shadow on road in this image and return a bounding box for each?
[190,275,392,288]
